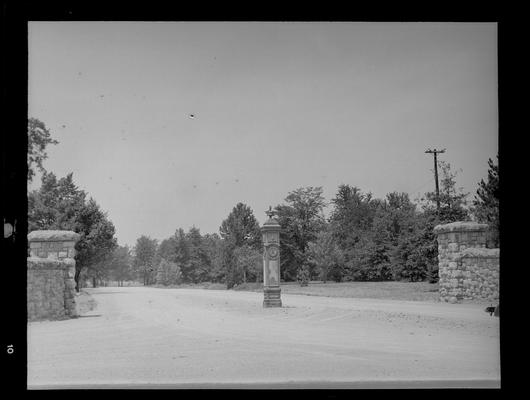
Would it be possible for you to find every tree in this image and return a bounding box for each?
[155,259,182,286]
[174,228,191,281]
[219,203,262,250]
[202,233,225,283]
[307,228,345,282]
[221,239,238,289]
[219,203,262,287]
[378,192,417,245]
[296,265,310,286]
[423,161,470,223]
[369,192,419,281]
[28,118,59,183]
[107,245,134,286]
[400,162,470,284]
[155,236,178,265]
[75,199,118,288]
[233,245,262,284]
[391,213,437,282]
[28,172,87,232]
[472,156,499,247]
[346,233,392,281]
[133,236,158,286]
[186,226,211,283]
[414,161,471,282]
[327,185,386,281]
[275,186,327,281]
[28,172,117,290]
[329,185,378,251]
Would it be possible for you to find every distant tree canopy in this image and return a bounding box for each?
[137,158,487,288]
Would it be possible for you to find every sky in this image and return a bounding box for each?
[28,22,498,247]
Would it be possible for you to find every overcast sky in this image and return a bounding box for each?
[28,22,498,247]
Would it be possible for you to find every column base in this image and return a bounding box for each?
[263,286,282,307]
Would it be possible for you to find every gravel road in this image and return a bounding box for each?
[27,286,500,389]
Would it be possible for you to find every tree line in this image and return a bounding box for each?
[122,156,499,288]
[28,117,499,289]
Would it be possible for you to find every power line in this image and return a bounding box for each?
[425,148,446,210]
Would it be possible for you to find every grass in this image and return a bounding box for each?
[226,281,439,302]
[117,280,442,302]
[279,281,440,302]
[175,280,439,302]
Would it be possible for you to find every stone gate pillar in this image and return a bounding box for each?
[434,222,499,303]
[261,207,282,307]
[27,230,80,320]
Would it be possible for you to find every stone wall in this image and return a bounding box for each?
[434,222,499,303]
[27,230,80,321]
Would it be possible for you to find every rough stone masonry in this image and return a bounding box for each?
[434,222,499,304]
[27,230,80,321]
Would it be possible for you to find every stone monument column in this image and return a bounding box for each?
[262,207,282,307]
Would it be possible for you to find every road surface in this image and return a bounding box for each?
[27,286,500,389]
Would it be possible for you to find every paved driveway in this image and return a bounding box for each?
[27,286,500,389]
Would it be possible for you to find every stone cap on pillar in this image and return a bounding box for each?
[433,221,489,235]
[28,230,81,260]
[28,230,81,242]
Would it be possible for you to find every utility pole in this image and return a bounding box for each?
[425,148,445,210]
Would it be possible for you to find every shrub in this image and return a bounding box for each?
[296,266,310,286]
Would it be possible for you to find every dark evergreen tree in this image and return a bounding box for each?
[186,226,211,283]
[219,203,262,287]
[219,203,261,250]
[472,156,499,247]
[27,117,59,183]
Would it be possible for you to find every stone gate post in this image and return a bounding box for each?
[434,222,499,303]
[27,230,80,320]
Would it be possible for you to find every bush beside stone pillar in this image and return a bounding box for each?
[434,222,499,303]
[27,230,80,321]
